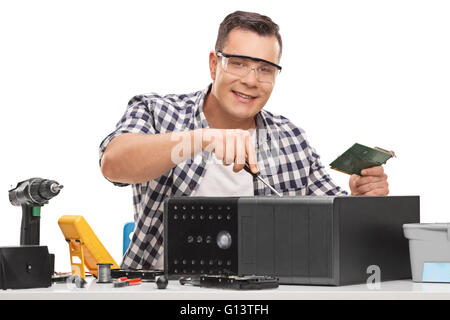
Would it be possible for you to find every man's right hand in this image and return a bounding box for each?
[101,128,259,185]
[201,128,259,174]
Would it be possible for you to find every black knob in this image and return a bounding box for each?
[156,275,168,289]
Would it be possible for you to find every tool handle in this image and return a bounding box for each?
[20,204,40,245]
[127,278,142,286]
[113,277,142,287]
[243,162,259,177]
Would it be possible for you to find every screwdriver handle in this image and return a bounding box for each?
[127,278,142,286]
[243,161,259,177]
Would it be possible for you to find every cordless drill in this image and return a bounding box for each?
[8,178,63,245]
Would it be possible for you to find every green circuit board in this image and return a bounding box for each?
[330,143,395,176]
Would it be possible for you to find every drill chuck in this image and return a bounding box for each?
[9,178,63,206]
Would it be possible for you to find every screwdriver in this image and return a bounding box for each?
[243,162,282,197]
[113,277,142,288]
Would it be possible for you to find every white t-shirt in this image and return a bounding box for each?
[190,130,256,197]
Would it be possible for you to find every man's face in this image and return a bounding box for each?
[209,28,281,121]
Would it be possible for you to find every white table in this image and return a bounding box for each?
[2,279,450,300]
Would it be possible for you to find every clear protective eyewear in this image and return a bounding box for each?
[217,51,282,84]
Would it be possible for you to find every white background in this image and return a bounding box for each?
[0,0,449,272]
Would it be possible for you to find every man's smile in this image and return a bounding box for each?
[232,90,257,102]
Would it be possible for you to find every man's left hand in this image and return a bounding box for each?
[349,166,389,196]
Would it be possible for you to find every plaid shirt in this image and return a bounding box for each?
[99,84,348,270]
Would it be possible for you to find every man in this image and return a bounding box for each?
[99,11,389,270]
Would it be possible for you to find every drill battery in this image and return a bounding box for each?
[0,246,53,290]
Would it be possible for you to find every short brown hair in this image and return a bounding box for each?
[215,11,282,58]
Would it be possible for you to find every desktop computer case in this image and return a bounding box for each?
[164,196,419,285]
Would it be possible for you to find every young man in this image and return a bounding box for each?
[99,11,389,270]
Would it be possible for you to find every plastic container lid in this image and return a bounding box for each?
[403,223,450,242]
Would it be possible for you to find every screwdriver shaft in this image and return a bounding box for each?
[256,175,283,197]
[244,162,283,197]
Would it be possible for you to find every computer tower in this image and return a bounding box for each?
[163,196,419,285]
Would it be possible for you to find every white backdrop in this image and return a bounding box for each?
[1,0,449,272]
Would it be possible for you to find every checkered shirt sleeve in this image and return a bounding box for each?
[99,95,157,159]
[99,95,158,186]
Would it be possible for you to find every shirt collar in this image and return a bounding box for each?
[194,84,211,129]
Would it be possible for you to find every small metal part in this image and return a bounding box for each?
[97,263,113,283]
[179,276,200,286]
[110,269,164,281]
[199,274,279,289]
[156,275,168,289]
[50,183,64,193]
[113,280,129,288]
[52,272,72,283]
[65,275,87,288]
[73,275,87,288]
[374,146,396,158]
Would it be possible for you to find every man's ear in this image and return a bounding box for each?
[209,51,217,80]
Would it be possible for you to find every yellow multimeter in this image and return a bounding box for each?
[58,215,120,279]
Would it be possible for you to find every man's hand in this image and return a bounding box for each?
[349,166,389,196]
[202,128,259,174]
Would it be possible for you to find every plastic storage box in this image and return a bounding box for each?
[403,223,450,282]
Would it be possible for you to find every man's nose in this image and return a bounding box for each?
[240,67,258,86]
